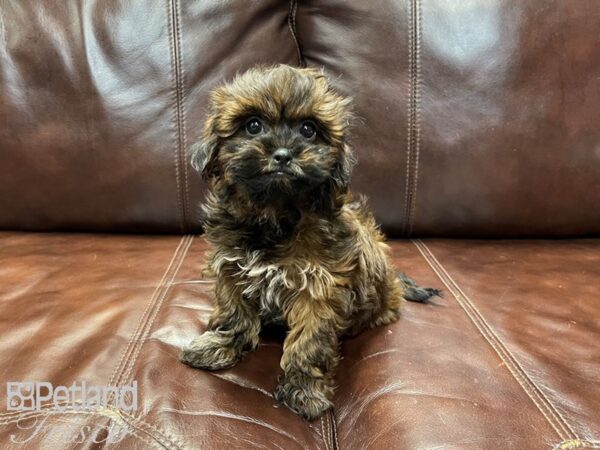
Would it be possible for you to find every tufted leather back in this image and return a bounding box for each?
[1,1,599,236]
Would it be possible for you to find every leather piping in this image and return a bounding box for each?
[288,0,305,67]
[328,408,340,450]
[412,239,585,443]
[553,440,600,450]
[321,410,340,450]
[116,235,194,391]
[167,0,191,232]
[320,416,331,450]
[0,236,193,448]
[107,235,192,390]
[0,237,193,419]
[403,0,422,237]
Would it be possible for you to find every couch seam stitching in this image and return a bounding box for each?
[288,0,304,67]
[166,0,188,233]
[402,0,412,236]
[0,401,72,418]
[0,6,6,51]
[119,235,194,387]
[327,414,332,450]
[173,0,191,230]
[408,0,422,236]
[108,234,192,448]
[329,409,340,450]
[120,410,186,450]
[412,239,580,442]
[403,0,415,237]
[553,440,600,450]
[403,0,422,237]
[128,430,162,449]
[105,234,191,442]
[106,236,188,390]
[412,239,574,440]
[321,415,331,450]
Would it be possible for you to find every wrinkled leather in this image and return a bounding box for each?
[295,0,600,236]
[0,233,598,449]
[1,1,600,449]
[2,1,599,236]
[0,0,297,233]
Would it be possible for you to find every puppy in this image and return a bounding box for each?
[180,65,439,420]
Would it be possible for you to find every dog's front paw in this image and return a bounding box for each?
[274,374,333,421]
[180,331,240,370]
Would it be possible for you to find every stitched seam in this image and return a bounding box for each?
[173,0,191,230]
[1,362,188,447]
[412,239,573,440]
[403,0,415,237]
[328,409,339,450]
[106,235,192,446]
[554,440,600,450]
[107,236,188,389]
[321,415,331,450]
[333,414,340,450]
[0,401,70,418]
[0,237,190,449]
[167,0,187,233]
[121,411,186,450]
[127,429,161,449]
[108,234,191,426]
[0,6,6,52]
[407,0,422,236]
[415,240,581,439]
[0,409,181,449]
[404,0,422,237]
[119,235,194,388]
[412,239,580,442]
[288,0,305,67]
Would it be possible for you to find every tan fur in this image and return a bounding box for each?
[180,65,436,420]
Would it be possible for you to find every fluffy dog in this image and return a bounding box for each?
[180,65,439,420]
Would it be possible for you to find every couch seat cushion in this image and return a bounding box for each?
[0,232,598,449]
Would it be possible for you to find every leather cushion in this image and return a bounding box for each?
[295,0,600,236]
[1,233,598,448]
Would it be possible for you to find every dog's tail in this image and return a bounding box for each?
[397,272,442,303]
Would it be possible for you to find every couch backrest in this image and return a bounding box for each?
[1,0,599,237]
[0,0,297,233]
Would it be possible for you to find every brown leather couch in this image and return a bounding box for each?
[1,1,598,449]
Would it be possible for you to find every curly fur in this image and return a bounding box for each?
[180,65,439,420]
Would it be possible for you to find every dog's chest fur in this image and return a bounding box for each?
[212,244,343,321]
[208,215,355,321]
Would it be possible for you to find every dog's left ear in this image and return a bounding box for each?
[190,117,219,179]
[331,143,356,195]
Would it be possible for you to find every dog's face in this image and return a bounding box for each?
[192,65,354,209]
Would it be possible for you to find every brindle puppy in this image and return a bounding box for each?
[180,65,439,420]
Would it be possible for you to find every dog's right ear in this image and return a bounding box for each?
[190,117,219,179]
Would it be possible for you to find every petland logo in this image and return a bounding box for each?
[6,381,138,412]
[5,381,138,445]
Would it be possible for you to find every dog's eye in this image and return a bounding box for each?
[245,118,263,136]
[299,121,316,139]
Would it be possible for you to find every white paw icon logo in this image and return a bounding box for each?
[6,382,35,411]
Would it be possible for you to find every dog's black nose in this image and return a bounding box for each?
[272,148,292,166]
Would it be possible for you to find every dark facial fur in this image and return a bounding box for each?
[180,65,439,420]
[192,65,354,221]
